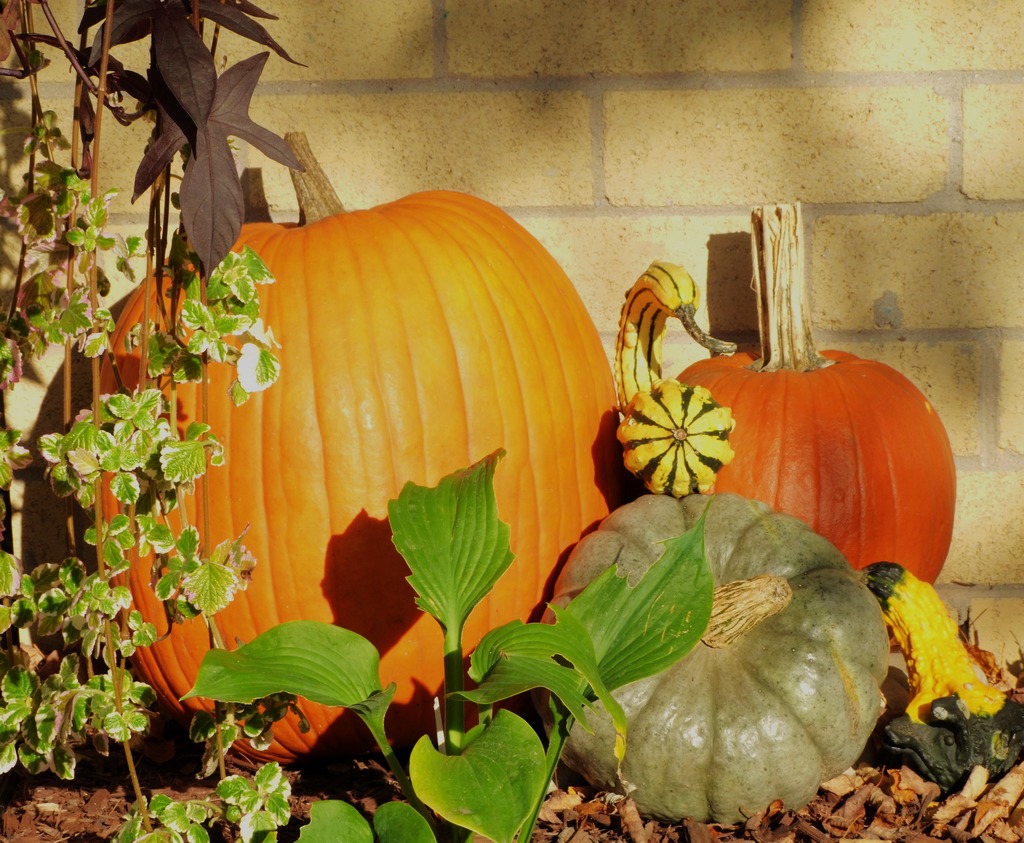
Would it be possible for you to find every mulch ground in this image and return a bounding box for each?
[3,656,1024,842]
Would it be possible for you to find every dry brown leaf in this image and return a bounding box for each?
[540,789,586,824]
[973,761,1024,836]
[931,793,978,827]
[893,766,942,802]
[964,765,993,800]
[820,772,861,797]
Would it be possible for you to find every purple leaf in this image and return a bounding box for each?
[180,51,302,269]
[83,0,167,66]
[198,0,302,65]
[133,100,189,202]
[1,0,20,62]
[151,6,217,125]
[206,52,300,169]
[180,128,244,273]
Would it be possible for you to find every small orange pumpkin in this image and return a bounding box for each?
[616,205,955,582]
[105,157,624,759]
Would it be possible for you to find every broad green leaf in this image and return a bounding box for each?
[296,800,372,843]
[388,449,512,636]
[464,609,626,739]
[185,620,384,710]
[410,710,546,843]
[566,507,715,692]
[373,801,436,843]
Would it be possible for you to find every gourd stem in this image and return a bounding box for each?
[702,574,792,648]
[750,203,831,373]
[284,132,345,224]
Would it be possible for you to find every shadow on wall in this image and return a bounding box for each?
[705,231,760,355]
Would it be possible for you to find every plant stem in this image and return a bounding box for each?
[442,629,465,755]
[361,715,437,835]
[520,703,574,843]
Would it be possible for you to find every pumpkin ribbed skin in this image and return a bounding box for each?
[552,493,889,824]
[677,351,956,582]
[106,191,624,760]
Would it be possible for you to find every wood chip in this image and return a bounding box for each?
[619,798,650,843]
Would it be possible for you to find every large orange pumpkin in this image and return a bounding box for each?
[615,205,955,582]
[105,182,624,759]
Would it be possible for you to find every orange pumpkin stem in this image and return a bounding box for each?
[284,131,346,224]
[750,203,832,374]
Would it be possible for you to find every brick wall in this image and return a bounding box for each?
[4,1,1024,662]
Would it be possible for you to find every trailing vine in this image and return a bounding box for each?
[0,1,300,838]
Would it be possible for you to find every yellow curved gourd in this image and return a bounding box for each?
[614,262,737,497]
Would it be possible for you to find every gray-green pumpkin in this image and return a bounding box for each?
[547,493,889,824]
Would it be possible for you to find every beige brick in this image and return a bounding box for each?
[10,477,71,569]
[999,341,1024,456]
[0,89,151,221]
[821,340,979,458]
[803,0,1024,71]
[966,597,1024,668]
[249,92,593,210]
[448,0,792,76]
[963,86,1024,201]
[520,213,758,380]
[604,88,948,207]
[943,472,1024,585]
[217,0,434,81]
[812,214,1024,331]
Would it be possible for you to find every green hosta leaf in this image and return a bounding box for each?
[186,621,384,711]
[410,710,546,843]
[565,506,714,691]
[236,344,279,393]
[388,449,512,637]
[373,801,436,843]
[297,801,373,843]
[186,625,393,755]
